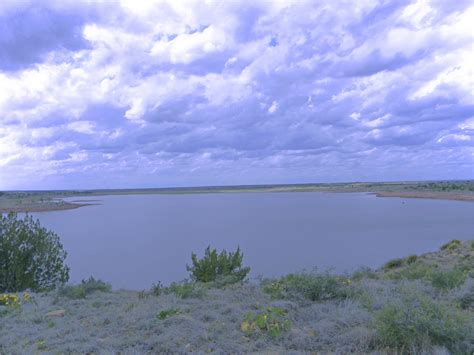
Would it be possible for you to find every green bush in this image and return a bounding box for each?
[429,269,467,291]
[80,276,111,293]
[263,272,353,301]
[383,258,404,270]
[186,246,250,283]
[384,262,435,280]
[385,261,468,290]
[440,239,461,251]
[157,308,181,320]
[58,285,86,299]
[0,213,69,292]
[151,281,163,296]
[375,288,470,353]
[383,255,418,272]
[58,277,111,299]
[241,307,291,338]
[262,279,285,299]
[166,281,206,299]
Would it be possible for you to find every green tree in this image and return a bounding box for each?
[187,246,250,283]
[0,213,69,292]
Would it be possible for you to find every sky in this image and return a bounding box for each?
[0,0,473,190]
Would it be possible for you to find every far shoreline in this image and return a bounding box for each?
[373,191,474,202]
[1,181,473,213]
[0,202,98,214]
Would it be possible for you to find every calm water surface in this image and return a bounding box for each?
[32,192,474,289]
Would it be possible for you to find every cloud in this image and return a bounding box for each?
[0,1,106,71]
[0,0,472,189]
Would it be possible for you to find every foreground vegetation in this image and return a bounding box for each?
[0,213,69,292]
[1,226,472,353]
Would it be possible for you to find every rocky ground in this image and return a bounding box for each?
[1,240,473,354]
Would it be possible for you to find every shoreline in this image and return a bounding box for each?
[1,189,473,213]
[373,191,474,202]
[0,202,97,213]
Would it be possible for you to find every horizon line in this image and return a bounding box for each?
[2,178,473,193]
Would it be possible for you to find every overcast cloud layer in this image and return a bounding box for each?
[0,0,473,190]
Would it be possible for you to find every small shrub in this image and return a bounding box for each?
[406,255,418,264]
[157,308,181,320]
[470,240,474,250]
[0,293,21,308]
[166,281,206,299]
[263,272,353,301]
[151,282,163,296]
[0,292,32,313]
[375,288,470,353]
[440,239,461,251]
[36,340,47,351]
[58,277,111,299]
[351,266,378,281]
[58,285,86,299]
[383,258,404,270]
[429,269,467,291]
[80,276,111,293]
[187,246,250,283]
[356,290,375,311]
[22,292,31,303]
[384,262,435,280]
[262,280,285,299]
[241,307,291,338]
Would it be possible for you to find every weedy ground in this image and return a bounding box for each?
[1,240,473,354]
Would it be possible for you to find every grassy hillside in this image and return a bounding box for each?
[1,240,473,353]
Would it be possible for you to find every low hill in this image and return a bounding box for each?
[1,240,473,353]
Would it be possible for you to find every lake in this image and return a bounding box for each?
[32,192,474,290]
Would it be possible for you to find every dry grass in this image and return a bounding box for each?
[0,241,472,353]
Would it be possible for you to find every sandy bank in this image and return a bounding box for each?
[374,191,474,202]
[0,202,96,213]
